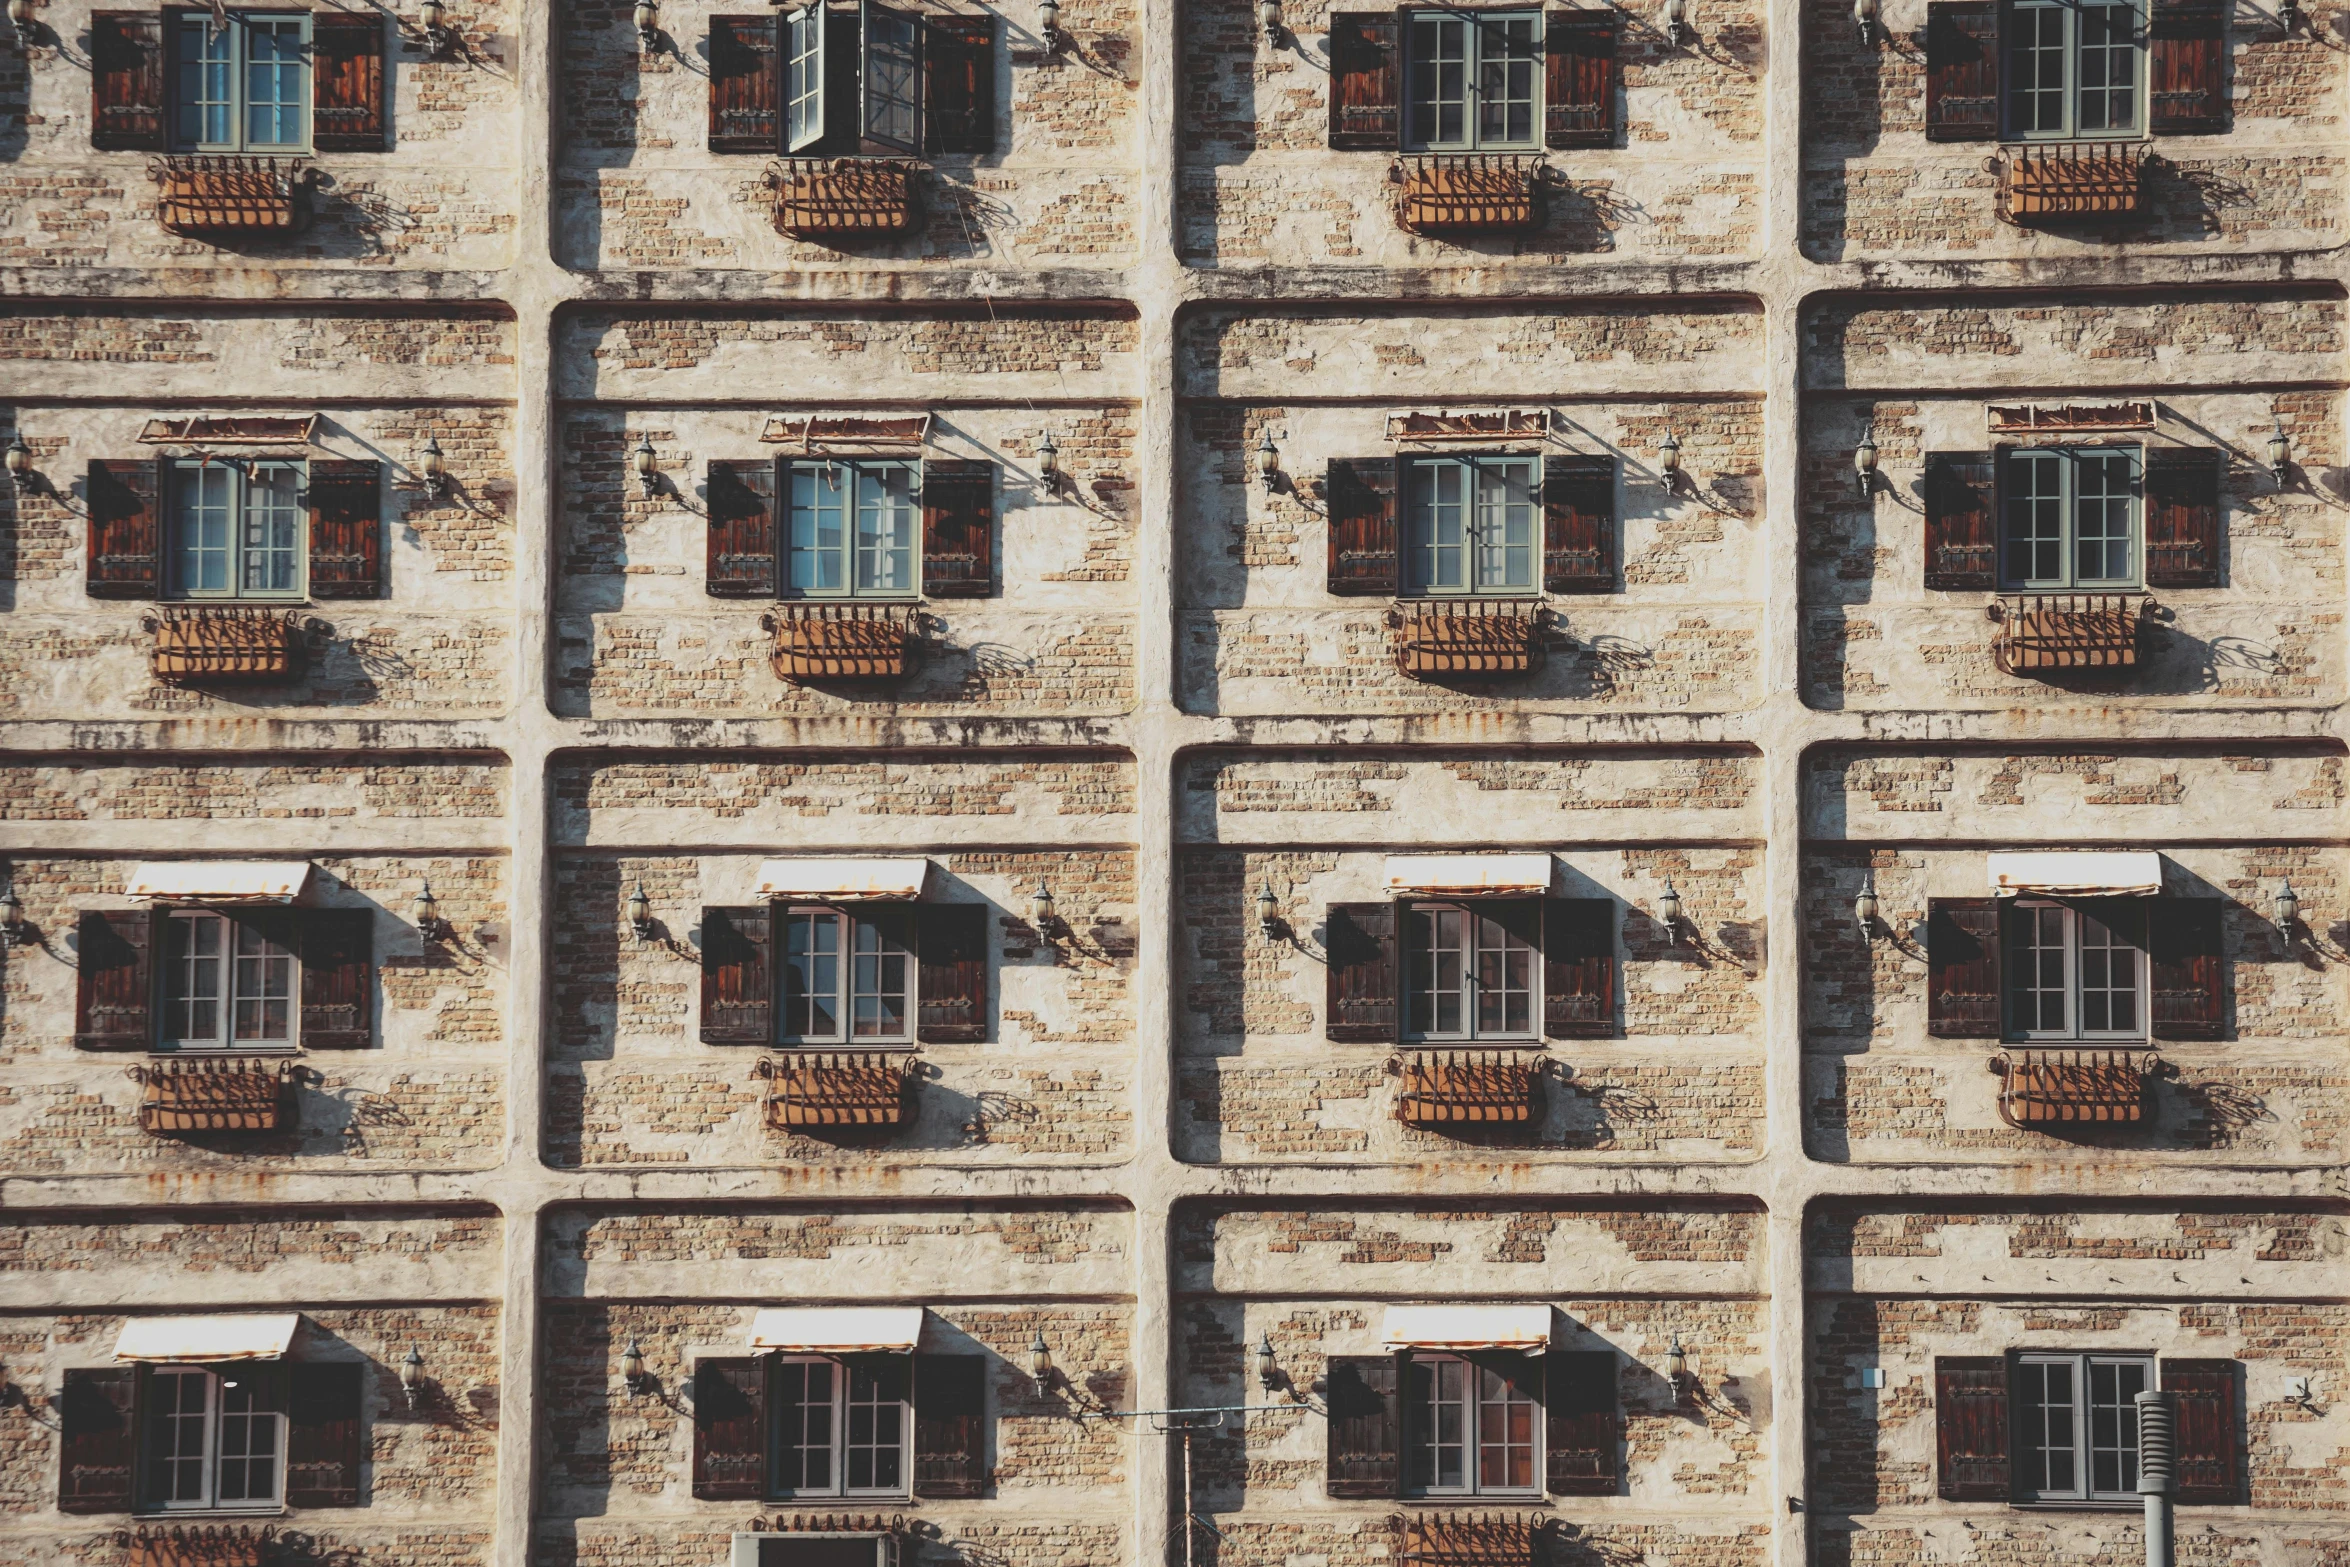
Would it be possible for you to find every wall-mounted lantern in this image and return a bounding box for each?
[1259,0,1283,40]
[5,0,34,48]
[2275,881,2301,936]
[1256,878,1280,935]
[632,434,659,496]
[628,882,655,941]
[400,1347,427,1410]
[1027,1332,1056,1393]
[418,0,456,55]
[1852,0,1879,44]
[1255,428,1281,487]
[1853,424,1878,494]
[622,1338,654,1396]
[2279,0,2304,31]
[1254,1333,1282,1392]
[419,435,448,500]
[1037,431,1062,489]
[1666,1333,1691,1393]
[5,434,32,492]
[633,0,660,49]
[1663,0,1690,45]
[1658,428,1683,481]
[1038,0,1064,48]
[1657,881,1685,944]
[0,881,25,950]
[2267,424,2292,488]
[1854,869,1880,936]
[1030,882,1057,931]
[413,882,447,943]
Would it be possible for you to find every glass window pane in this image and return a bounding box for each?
[1411,461,1468,594]
[245,20,306,148]
[170,913,226,1046]
[1473,459,1536,591]
[784,911,843,1041]
[2076,909,2141,1035]
[245,463,304,595]
[145,1367,215,1507]
[790,465,848,595]
[1409,17,1469,148]
[213,1374,280,1503]
[230,918,294,1044]
[863,9,922,148]
[174,464,235,597]
[178,18,235,147]
[2077,3,2138,130]
[849,915,911,1040]
[844,1358,906,1492]
[855,464,917,595]
[2072,450,2136,586]
[1478,17,1539,147]
[2007,3,2069,135]
[2005,906,2069,1036]
[2003,451,2067,587]
[788,4,827,150]
[2088,1359,2147,1496]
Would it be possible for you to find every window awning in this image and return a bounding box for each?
[125,861,313,905]
[1381,1305,1553,1353]
[1987,850,2163,898]
[753,858,932,902]
[115,1313,301,1364]
[748,1307,925,1354]
[1383,854,1554,898]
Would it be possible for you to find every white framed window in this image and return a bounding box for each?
[174,12,311,152]
[785,460,920,599]
[2001,447,2141,591]
[2014,1353,2153,1502]
[784,0,928,154]
[2004,0,2142,139]
[2003,902,2146,1041]
[164,911,296,1051]
[1405,10,1542,151]
[1404,900,1537,1042]
[140,1365,285,1512]
[1405,455,1538,596]
[770,1355,911,1498]
[167,459,306,601]
[780,907,914,1045]
[1406,1352,1541,1496]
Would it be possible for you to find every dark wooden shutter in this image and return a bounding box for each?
[1934,1356,2012,1501]
[311,11,389,151]
[90,12,166,150]
[1326,458,1399,597]
[2149,0,2228,134]
[307,459,384,599]
[1923,452,1998,591]
[1545,1349,1619,1494]
[916,902,988,1044]
[1926,899,2002,1038]
[1543,454,1616,594]
[1544,9,1618,148]
[1325,902,1397,1043]
[86,459,161,600]
[75,909,155,1052]
[285,1362,364,1508]
[2144,446,2223,589]
[1325,1355,1400,1498]
[2161,1359,2240,1505]
[926,15,996,154]
[706,459,779,599]
[1327,14,1400,149]
[913,1353,987,1498]
[57,1367,137,1514]
[2149,897,2225,1041]
[1924,1,2001,141]
[1543,898,1615,1039]
[921,458,996,599]
[299,908,374,1050]
[700,906,774,1046]
[710,15,784,152]
[692,1357,768,1500]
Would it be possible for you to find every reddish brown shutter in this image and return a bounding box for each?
[2149,0,2228,134]
[1543,898,1615,1039]
[1326,903,1397,1043]
[913,1353,987,1498]
[1925,1,2001,140]
[58,1367,138,1514]
[916,902,988,1044]
[87,459,161,600]
[1543,454,1616,594]
[1325,1355,1401,1498]
[692,1357,768,1500]
[1545,1349,1618,1495]
[1328,14,1400,149]
[90,12,166,150]
[2161,1359,2240,1505]
[1544,9,1618,148]
[921,458,996,599]
[1923,451,1998,591]
[1934,1356,2012,1501]
[75,909,156,1052]
[1926,899,2002,1038]
[285,1362,363,1508]
[710,15,784,153]
[299,908,374,1050]
[706,460,779,599]
[2144,446,2223,589]
[1326,458,1399,597]
[700,906,774,1046]
[306,460,384,599]
[311,11,389,151]
[2149,897,2225,1041]
[925,15,997,154]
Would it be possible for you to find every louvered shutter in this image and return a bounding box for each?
[1923,451,1998,591]
[916,902,988,1044]
[1926,899,2002,1038]
[1543,898,1615,1039]
[1326,902,1397,1043]
[692,1357,768,1500]
[1934,1356,2012,1501]
[1325,1355,1401,1498]
[1925,1,2001,140]
[1326,458,1399,597]
[311,11,389,151]
[58,1367,138,1513]
[307,460,384,599]
[2149,0,2228,134]
[2161,1359,2239,1505]
[86,460,161,600]
[2144,447,2223,589]
[286,1362,364,1508]
[90,12,166,150]
[921,458,996,599]
[299,908,374,1050]
[1545,1349,1619,1494]
[75,909,156,1052]
[2149,897,2225,1041]
[913,1353,987,1497]
[701,906,775,1046]
[926,15,997,154]
[1543,454,1616,594]
[1544,9,1618,148]
[706,460,779,599]
[1327,14,1400,149]
[710,15,784,152]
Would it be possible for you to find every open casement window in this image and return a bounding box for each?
[84,458,384,602]
[1329,9,1616,150]
[704,457,997,601]
[1935,1355,2239,1505]
[56,1362,361,1515]
[699,902,988,1046]
[1543,453,1616,593]
[1326,1351,1616,1500]
[1404,455,1540,597]
[690,1354,986,1502]
[1404,10,1543,151]
[172,11,314,153]
[73,907,373,1053]
[1927,896,2224,1042]
[746,3,994,155]
[1999,447,2143,592]
[1328,899,1617,1043]
[1925,0,2219,139]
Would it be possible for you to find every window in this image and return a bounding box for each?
[2004,902,2146,1040]
[780,908,913,1044]
[1407,1354,1540,1496]
[785,1,929,154]
[175,12,310,152]
[164,912,296,1051]
[168,459,306,600]
[141,1366,283,1512]
[785,460,920,599]
[2005,0,2142,138]
[1405,456,1538,596]
[771,1356,910,1498]
[2014,1353,2153,1502]
[1404,901,1537,1041]
[2001,447,2141,591]
[1406,11,1542,151]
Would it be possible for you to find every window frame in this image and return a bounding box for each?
[137,1364,287,1516]
[159,909,301,1054]
[1401,452,1542,599]
[1997,444,2144,593]
[164,457,309,603]
[1402,7,1545,153]
[2001,0,2146,141]
[766,1352,914,1501]
[1405,1350,1544,1499]
[171,10,314,155]
[2012,1351,2156,1504]
[2002,900,2149,1043]
[781,457,924,602]
[1401,898,1540,1043]
[776,903,917,1048]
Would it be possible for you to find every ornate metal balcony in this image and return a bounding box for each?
[1997,143,2145,223]
[1392,1050,1545,1129]
[1994,1047,2155,1130]
[758,1051,916,1130]
[771,158,919,240]
[1990,593,2146,676]
[766,602,918,684]
[128,1526,272,1567]
[1401,1509,1541,1567]
[1394,155,1542,235]
[1391,598,1538,678]
[150,607,305,684]
[150,156,309,239]
[132,1058,294,1135]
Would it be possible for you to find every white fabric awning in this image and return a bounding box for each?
[753,858,931,902]
[1988,850,2163,898]
[1381,1305,1552,1353]
[1383,854,1554,898]
[748,1307,925,1354]
[125,862,312,904]
[115,1313,301,1364]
